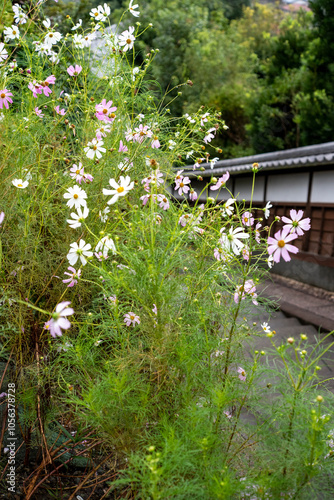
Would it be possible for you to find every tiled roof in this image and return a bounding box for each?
[183,142,334,177]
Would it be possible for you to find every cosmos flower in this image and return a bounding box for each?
[210,172,230,191]
[67,239,93,266]
[12,178,28,189]
[67,64,82,76]
[237,367,246,382]
[103,175,134,205]
[129,0,140,17]
[281,209,311,236]
[62,267,81,287]
[0,89,13,109]
[118,26,136,51]
[84,138,106,159]
[67,205,89,229]
[267,226,299,263]
[63,185,87,209]
[44,301,74,338]
[124,312,140,326]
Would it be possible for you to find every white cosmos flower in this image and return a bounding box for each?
[43,18,51,29]
[118,26,135,51]
[84,138,106,159]
[99,206,110,222]
[95,235,116,257]
[67,239,93,266]
[129,0,140,17]
[219,226,250,255]
[264,201,272,219]
[221,198,236,217]
[0,43,8,63]
[103,175,134,205]
[44,31,62,48]
[4,25,20,42]
[67,205,89,229]
[12,178,28,189]
[72,19,82,30]
[73,34,84,48]
[63,185,87,209]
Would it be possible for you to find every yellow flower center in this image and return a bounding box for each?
[0,93,5,98]
[126,38,132,44]
[109,112,115,119]
[103,108,108,114]
[94,12,98,16]
[180,182,184,187]
[278,240,285,248]
[18,183,22,187]
[48,33,53,38]
[76,170,80,174]
[117,186,125,193]
[93,145,97,150]
[244,217,248,223]
[74,194,78,199]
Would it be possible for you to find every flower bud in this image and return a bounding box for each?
[187,80,193,86]
[287,337,294,344]
[316,395,324,402]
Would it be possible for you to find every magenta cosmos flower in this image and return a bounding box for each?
[267,226,298,263]
[281,209,311,236]
[44,301,74,338]
[124,312,140,327]
[55,105,66,115]
[34,107,44,117]
[67,64,82,76]
[0,89,13,109]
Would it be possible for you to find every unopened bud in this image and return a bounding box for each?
[316,395,324,402]
[287,337,294,344]
[187,80,193,86]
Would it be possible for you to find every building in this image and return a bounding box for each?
[175,142,334,291]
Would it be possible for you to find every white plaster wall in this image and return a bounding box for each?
[267,173,309,202]
[311,171,334,203]
[234,176,265,201]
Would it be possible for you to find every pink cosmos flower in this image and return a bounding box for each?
[140,193,155,206]
[0,212,4,226]
[214,246,226,261]
[151,135,160,149]
[67,64,82,76]
[242,211,254,226]
[95,99,117,122]
[234,280,258,305]
[152,304,157,315]
[96,125,111,138]
[34,107,44,117]
[189,189,198,201]
[281,209,311,236]
[237,367,246,382]
[0,89,13,109]
[210,172,230,191]
[118,140,128,153]
[267,226,299,263]
[133,124,153,143]
[44,301,74,338]
[142,170,164,191]
[124,312,140,327]
[242,248,251,261]
[255,222,261,243]
[94,251,108,261]
[82,172,94,183]
[175,176,191,196]
[69,163,93,185]
[55,105,66,115]
[157,194,170,210]
[62,266,81,287]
